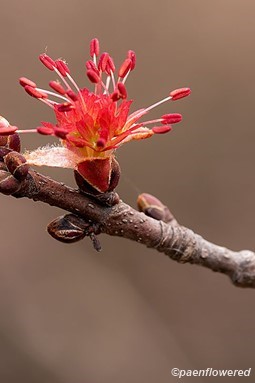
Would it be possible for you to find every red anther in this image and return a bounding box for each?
[19,77,37,88]
[55,59,70,77]
[90,38,100,57]
[118,58,132,78]
[24,85,48,99]
[66,90,78,102]
[152,125,172,134]
[37,126,54,135]
[170,87,191,101]
[111,91,120,102]
[117,82,127,99]
[86,60,100,75]
[98,52,109,72]
[161,113,182,124]
[57,103,74,112]
[0,125,18,136]
[54,127,69,139]
[127,50,136,70]
[39,53,56,71]
[86,69,101,84]
[107,56,115,72]
[49,81,66,95]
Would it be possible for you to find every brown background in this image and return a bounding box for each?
[0,0,254,382]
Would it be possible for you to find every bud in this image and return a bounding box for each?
[4,152,29,181]
[137,193,173,223]
[47,214,87,243]
[0,171,21,195]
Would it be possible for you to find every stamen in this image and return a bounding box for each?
[161,113,182,124]
[98,52,110,72]
[24,85,48,99]
[86,60,100,75]
[118,58,132,78]
[49,81,66,95]
[36,87,69,102]
[56,103,75,112]
[152,125,172,134]
[0,125,17,136]
[90,38,100,57]
[37,126,54,135]
[127,50,136,70]
[55,59,70,77]
[39,54,56,71]
[54,127,69,139]
[117,82,127,99]
[87,70,101,83]
[19,77,37,88]
[170,88,191,100]
[66,90,78,102]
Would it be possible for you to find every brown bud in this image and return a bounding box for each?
[8,133,21,152]
[4,152,29,180]
[0,171,21,195]
[137,193,174,223]
[47,214,87,243]
[0,147,12,161]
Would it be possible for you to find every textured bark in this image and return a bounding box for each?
[2,168,254,288]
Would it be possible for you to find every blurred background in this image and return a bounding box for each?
[0,0,255,382]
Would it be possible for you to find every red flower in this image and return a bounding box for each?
[3,39,191,192]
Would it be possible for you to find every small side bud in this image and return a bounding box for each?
[4,152,29,181]
[137,193,174,223]
[8,134,21,152]
[0,171,21,195]
[47,214,88,243]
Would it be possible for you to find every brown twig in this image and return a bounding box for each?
[1,164,255,289]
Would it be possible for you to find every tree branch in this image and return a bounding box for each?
[1,164,255,289]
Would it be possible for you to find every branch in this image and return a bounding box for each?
[1,159,255,289]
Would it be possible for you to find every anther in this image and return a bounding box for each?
[53,127,69,139]
[0,117,18,136]
[66,90,78,102]
[117,82,127,99]
[152,125,172,134]
[19,77,37,88]
[86,60,100,75]
[37,126,54,135]
[118,58,132,78]
[127,50,136,70]
[87,70,101,84]
[90,38,100,57]
[161,113,182,124]
[39,53,56,71]
[56,103,74,112]
[49,81,66,95]
[170,87,191,101]
[55,59,70,77]
[98,52,110,72]
[24,85,48,99]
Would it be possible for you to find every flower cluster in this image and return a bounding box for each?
[0,38,190,192]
